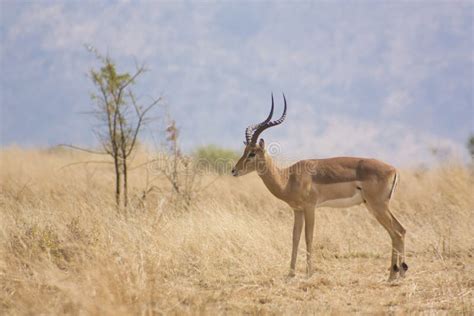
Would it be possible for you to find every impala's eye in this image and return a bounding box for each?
[248,152,256,158]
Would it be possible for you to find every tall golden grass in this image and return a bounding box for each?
[1,147,473,314]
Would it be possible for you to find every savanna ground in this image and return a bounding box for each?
[1,148,473,315]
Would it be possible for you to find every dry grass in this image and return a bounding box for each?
[1,147,473,315]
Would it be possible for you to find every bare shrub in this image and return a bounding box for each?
[61,48,160,209]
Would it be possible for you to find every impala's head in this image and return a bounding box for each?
[231,93,287,177]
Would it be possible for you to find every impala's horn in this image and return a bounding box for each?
[245,93,274,144]
[248,93,287,145]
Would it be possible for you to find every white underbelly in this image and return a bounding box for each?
[316,191,364,208]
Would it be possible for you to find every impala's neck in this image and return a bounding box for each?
[257,152,287,199]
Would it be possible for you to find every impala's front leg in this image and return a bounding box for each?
[304,207,315,277]
[289,210,304,277]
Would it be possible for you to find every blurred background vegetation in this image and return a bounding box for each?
[193,144,239,175]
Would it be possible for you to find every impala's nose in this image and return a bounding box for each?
[231,168,238,177]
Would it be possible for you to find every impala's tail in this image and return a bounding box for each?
[388,172,399,200]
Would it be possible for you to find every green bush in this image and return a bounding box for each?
[193,145,239,174]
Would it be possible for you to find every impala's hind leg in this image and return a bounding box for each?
[391,213,408,277]
[384,208,407,277]
[365,200,406,281]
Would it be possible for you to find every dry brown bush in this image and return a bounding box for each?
[0,147,473,314]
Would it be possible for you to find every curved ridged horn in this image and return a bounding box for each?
[245,93,274,144]
[249,93,287,145]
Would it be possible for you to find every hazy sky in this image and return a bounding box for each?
[1,1,473,166]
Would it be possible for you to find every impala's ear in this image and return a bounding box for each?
[258,138,265,149]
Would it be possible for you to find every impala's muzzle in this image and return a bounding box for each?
[231,168,238,177]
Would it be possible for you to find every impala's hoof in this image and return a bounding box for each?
[387,274,398,282]
[387,264,399,282]
[287,270,296,278]
[399,262,408,278]
[392,264,400,272]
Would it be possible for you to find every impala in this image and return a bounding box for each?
[231,94,407,281]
